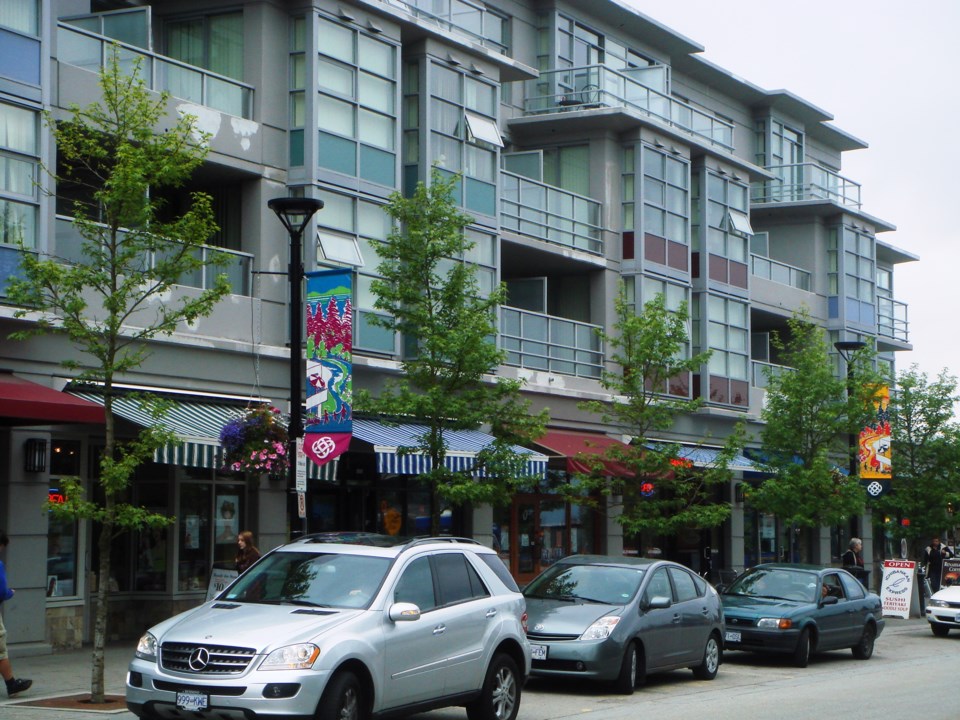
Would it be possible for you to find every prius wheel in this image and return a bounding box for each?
[852,624,876,660]
[466,653,520,720]
[792,628,811,668]
[613,642,638,695]
[693,633,721,680]
[316,671,363,720]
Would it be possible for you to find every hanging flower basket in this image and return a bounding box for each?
[220,406,289,478]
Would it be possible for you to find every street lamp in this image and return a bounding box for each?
[268,196,324,537]
[835,339,866,580]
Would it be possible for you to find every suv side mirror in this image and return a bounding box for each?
[389,602,421,622]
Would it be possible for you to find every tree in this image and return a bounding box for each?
[6,51,231,702]
[573,286,744,537]
[749,312,882,551]
[355,170,547,534]
[873,366,960,555]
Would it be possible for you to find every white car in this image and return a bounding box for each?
[925,584,960,636]
[127,534,530,720]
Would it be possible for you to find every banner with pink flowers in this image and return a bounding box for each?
[303,269,353,470]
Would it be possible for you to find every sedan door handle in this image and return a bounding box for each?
[672,613,682,624]
[701,607,710,615]
[433,624,446,635]
[486,609,498,618]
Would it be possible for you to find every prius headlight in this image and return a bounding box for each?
[580,616,621,640]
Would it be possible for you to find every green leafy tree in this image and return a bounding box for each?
[750,312,882,551]
[356,171,547,534]
[6,51,230,702]
[574,286,744,537]
[873,366,960,555]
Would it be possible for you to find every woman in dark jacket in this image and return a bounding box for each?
[235,530,261,574]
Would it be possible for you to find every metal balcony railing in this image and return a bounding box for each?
[56,23,254,119]
[752,163,861,208]
[523,65,735,151]
[500,306,603,378]
[752,360,792,388]
[55,216,252,296]
[377,0,507,54]
[751,254,812,291]
[500,171,603,255]
[877,296,909,343]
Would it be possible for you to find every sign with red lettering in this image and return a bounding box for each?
[880,559,916,619]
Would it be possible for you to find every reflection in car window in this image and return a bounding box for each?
[435,553,490,606]
[523,563,644,604]
[669,567,698,602]
[726,568,817,603]
[644,568,672,604]
[394,556,437,611]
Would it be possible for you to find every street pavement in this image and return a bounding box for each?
[0,617,934,719]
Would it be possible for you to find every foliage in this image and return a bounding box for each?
[355,170,547,533]
[749,311,883,530]
[5,51,230,702]
[872,366,960,551]
[572,286,743,536]
[220,406,290,478]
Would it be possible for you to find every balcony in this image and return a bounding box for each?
[55,216,253,296]
[877,296,909,343]
[56,23,254,119]
[378,0,507,54]
[500,171,603,255]
[752,360,792,389]
[751,254,811,291]
[523,65,734,152]
[500,306,603,379]
[752,163,861,208]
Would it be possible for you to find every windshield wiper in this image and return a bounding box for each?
[751,594,791,601]
[284,599,331,607]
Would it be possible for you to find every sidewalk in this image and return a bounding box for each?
[0,643,137,719]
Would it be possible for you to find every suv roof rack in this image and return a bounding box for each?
[403,536,483,550]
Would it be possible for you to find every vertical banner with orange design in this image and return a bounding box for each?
[303,269,352,469]
[859,384,891,479]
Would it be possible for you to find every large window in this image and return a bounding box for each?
[543,144,589,197]
[623,274,692,397]
[166,12,244,80]
[48,440,83,599]
[0,101,39,247]
[698,293,749,407]
[0,0,39,35]
[827,225,876,327]
[698,170,750,288]
[178,477,246,593]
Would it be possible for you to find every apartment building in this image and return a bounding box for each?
[0,0,913,652]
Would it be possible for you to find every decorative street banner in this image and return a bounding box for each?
[304,269,352,469]
[880,559,916,619]
[859,384,891,479]
[940,557,960,589]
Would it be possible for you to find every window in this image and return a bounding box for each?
[48,440,83,599]
[727,209,753,237]
[0,101,39,247]
[828,225,876,326]
[543,145,589,196]
[166,12,244,80]
[0,0,39,35]
[318,230,364,266]
[395,556,437,611]
[644,568,672,603]
[435,553,489,606]
[177,480,246,593]
[464,112,503,147]
[706,294,749,382]
[642,145,689,246]
[669,567,699,602]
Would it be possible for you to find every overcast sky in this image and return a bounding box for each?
[624,0,958,382]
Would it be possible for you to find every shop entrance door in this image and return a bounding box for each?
[513,495,568,586]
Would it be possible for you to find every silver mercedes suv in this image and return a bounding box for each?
[126,535,530,720]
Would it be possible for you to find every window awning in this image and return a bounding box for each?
[651,442,757,472]
[352,419,547,477]
[0,372,106,425]
[532,429,634,477]
[68,390,336,480]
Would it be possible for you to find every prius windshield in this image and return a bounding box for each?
[524,563,644,604]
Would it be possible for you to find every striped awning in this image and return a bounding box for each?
[68,391,336,481]
[352,419,547,477]
[649,442,757,472]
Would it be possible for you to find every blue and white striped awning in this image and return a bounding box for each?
[352,419,547,477]
[648,441,757,471]
[69,391,337,481]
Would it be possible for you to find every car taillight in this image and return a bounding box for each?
[521,611,528,634]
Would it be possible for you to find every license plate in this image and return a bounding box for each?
[530,644,548,660]
[724,631,741,643]
[176,690,209,711]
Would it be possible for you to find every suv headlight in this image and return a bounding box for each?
[260,644,321,670]
[580,616,621,640]
[757,618,792,630]
[135,632,158,660]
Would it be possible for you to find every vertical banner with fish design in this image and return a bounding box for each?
[304,269,352,469]
[859,384,891,479]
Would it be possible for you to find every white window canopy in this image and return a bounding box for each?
[727,210,754,237]
[317,230,364,267]
[464,111,504,148]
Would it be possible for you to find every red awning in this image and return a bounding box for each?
[533,429,634,477]
[0,373,106,425]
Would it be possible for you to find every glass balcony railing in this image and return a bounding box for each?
[501,306,603,378]
[751,254,811,291]
[752,163,861,208]
[877,296,909,343]
[752,360,792,388]
[524,65,735,151]
[500,171,603,255]
[55,216,252,296]
[377,0,507,54]
[56,23,254,119]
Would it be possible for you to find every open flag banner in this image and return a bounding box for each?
[304,269,353,469]
[859,384,891,479]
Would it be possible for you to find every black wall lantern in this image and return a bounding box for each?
[24,438,47,473]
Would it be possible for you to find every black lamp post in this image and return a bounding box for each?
[835,339,866,577]
[268,196,324,537]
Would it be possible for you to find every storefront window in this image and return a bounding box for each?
[178,478,247,592]
[48,440,81,598]
[134,483,169,591]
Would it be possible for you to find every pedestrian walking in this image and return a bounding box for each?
[235,530,261,574]
[0,533,32,697]
[841,537,868,587]
[923,536,953,593]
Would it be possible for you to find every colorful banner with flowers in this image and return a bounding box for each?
[304,269,352,469]
[859,384,891,479]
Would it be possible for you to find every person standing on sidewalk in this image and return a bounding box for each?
[0,533,31,697]
[923,536,953,594]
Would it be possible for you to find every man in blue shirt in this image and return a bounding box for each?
[0,533,31,697]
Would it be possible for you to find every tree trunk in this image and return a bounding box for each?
[91,517,114,703]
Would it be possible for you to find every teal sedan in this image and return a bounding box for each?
[720,564,884,667]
